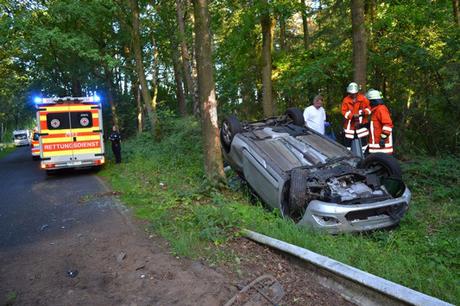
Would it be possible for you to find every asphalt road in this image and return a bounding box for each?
[0,147,108,249]
[0,147,234,305]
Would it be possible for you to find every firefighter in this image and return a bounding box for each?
[109,126,122,163]
[366,89,394,154]
[341,82,371,152]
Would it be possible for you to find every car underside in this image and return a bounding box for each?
[221,109,411,234]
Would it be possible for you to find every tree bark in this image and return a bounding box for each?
[261,0,275,117]
[192,0,225,184]
[129,0,157,135]
[176,0,197,115]
[104,69,120,128]
[135,84,143,133]
[150,37,159,117]
[454,0,460,26]
[279,15,287,51]
[300,0,309,50]
[351,0,367,90]
[172,41,187,116]
[71,77,82,97]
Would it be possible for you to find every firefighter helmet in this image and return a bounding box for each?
[366,89,382,100]
[347,82,359,94]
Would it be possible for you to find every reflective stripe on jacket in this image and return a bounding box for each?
[369,104,394,154]
[341,93,371,139]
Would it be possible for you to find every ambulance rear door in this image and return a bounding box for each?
[38,104,75,165]
[69,103,104,164]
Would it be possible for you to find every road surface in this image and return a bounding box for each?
[0,147,233,305]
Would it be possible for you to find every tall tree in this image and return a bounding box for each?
[300,0,309,49]
[454,0,460,26]
[176,0,197,115]
[171,41,187,116]
[192,0,225,184]
[129,0,157,134]
[260,0,275,117]
[351,0,367,89]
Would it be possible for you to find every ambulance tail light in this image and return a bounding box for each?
[41,163,55,169]
[94,157,105,165]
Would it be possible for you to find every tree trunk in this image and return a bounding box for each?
[300,0,309,49]
[71,77,82,97]
[135,84,143,133]
[351,0,367,90]
[192,0,225,184]
[172,42,187,116]
[176,0,197,115]
[104,69,120,128]
[279,15,287,51]
[150,37,159,117]
[454,0,460,26]
[261,0,275,117]
[129,0,157,135]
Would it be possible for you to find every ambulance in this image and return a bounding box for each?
[31,128,40,160]
[35,96,105,171]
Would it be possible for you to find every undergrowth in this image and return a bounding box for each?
[0,144,15,159]
[100,117,459,304]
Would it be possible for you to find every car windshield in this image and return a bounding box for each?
[14,134,27,139]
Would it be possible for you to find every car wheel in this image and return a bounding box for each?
[285,108,305,127]
[220,115,242,153]
[286,168,308,222]
[359,153,402,179]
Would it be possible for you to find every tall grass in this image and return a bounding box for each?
[100,117,459,304]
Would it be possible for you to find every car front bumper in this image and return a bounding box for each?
[298,187,411,234]
[14,140,29,146]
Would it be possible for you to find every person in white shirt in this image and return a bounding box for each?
[303,94,326,134]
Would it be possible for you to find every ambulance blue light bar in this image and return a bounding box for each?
[38,96,102,104]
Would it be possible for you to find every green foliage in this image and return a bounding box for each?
[101,117,459,304]
[0,144,15,159]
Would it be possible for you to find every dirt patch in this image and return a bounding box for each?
[219,238,353,306]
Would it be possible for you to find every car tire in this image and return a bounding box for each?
[287,168,308,221]
[220,115,242,153]
[285,108,305,127]
[359,153,402,179]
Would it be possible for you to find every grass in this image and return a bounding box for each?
[0,144,15,159]
[100,117,459,304]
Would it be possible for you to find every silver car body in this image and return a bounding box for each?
[223,124,411,234]
[13,130,30,146]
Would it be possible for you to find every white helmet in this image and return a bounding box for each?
[346,82,359,94]
[366,89,382,100]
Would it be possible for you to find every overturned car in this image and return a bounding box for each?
[220,108,411,234]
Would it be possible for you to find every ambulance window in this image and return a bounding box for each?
[47,113,70,130]
[71,112,93,128]
[33,133,40,140]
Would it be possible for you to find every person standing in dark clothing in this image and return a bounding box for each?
[109,126,122,163]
